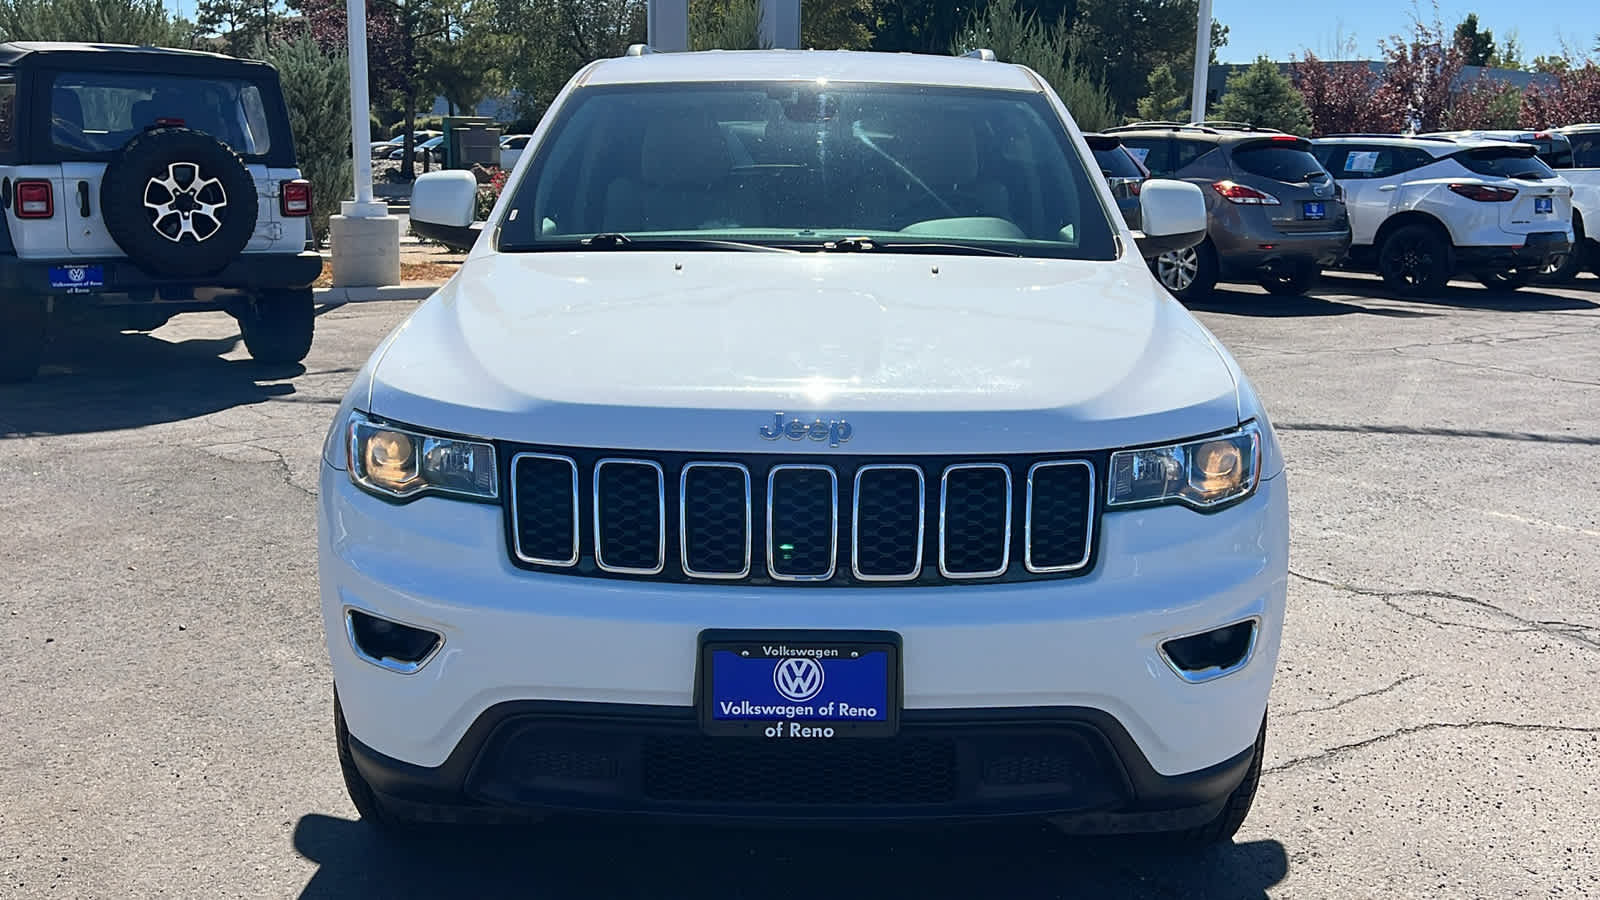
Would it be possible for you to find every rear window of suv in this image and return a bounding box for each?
[1092,145,1144,179]
[1231,142,1328,183]
[1453,148,1556,180]
[49,72,272,156]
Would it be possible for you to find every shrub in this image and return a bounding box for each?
[262,34,353,243]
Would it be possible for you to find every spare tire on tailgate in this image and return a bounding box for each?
[100,127,259,278]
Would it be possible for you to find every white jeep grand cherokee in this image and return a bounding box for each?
[317,47,1288,845]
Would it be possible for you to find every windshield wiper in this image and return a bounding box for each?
[806,237,1021,257]
[505,233,797,253]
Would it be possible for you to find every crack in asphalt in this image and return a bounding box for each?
[246,443,318,498]
[1281,674,1424,718]
[1265,720,1600,776]
[1405,352,1600,388]
[1289,570,1600,651]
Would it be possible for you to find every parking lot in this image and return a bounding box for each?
[3,271,1598,898]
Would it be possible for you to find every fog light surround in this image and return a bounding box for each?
[345,608,444,674]
[1159,618,1258,684]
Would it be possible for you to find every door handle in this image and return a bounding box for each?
[77,181,90,216]
[1378,185,1398,192]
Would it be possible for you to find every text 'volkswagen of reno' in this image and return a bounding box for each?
[317,47,1288,847]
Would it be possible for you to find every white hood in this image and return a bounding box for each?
[365,251,1241,454]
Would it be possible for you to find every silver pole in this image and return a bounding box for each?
[1190,0,1213,123]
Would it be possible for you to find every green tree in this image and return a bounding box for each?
[1214,56,1310,133]
[422,0,505,115]
[1067,0,1227,116]
[951,0,1115,131]
[692,0,762,49]
[261,33,352,242]
[0,0,191,46]
[1452,13,1494,67]
[1135,62,1186,121]
[802,0,873,49]
[194,0,281,55]
[1530,54,1568,76]
[493,0,645,119]
[1488,28,1523,69]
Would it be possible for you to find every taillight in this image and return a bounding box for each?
[15,180,53,218]
[1128,180,1142,196]
[1212,180,1280,205]
[1448,183,1517,202]
[280,179,312,216]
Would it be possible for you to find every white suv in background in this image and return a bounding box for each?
[319,47,1288,847]
[1311,135,1574,292]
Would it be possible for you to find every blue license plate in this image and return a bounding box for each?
[48,264,104,292]
[1303,201,1326,220]
[1535,197,1553,214]
[699,630,900,738]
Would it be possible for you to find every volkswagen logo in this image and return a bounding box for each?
[773,657,825,702]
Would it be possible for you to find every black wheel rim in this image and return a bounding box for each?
[1388,238,1433,286]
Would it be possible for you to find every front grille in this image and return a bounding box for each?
[507,449,1098,586]
[641,735,959,806]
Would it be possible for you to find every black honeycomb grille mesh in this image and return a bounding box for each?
[512,456,577,564]
[595,462,662,571]
[941,467,1010,575]
[1028,464,1093,570]
[641,734,959,805]
[682,465,748,576]
[768,468,835,577]
[854,467,923,578]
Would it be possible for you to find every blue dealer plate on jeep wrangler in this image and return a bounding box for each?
[49,265,104,292]
[698,630,901,738]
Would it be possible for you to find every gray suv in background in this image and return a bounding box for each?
[1106,123,1352,300]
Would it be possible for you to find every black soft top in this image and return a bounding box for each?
[0,41,278,80]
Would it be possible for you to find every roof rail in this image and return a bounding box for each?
[624,43,656,56]
[961,48,996,61]
[1103,121,1218,134]
[1321,133,1457,142]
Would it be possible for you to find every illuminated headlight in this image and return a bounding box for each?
[347,411,498,501]
[1107,423,1261,510]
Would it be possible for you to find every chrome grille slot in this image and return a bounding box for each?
[939,463,1012,579]
[593,459,665,575]
[1025,461,1095,573]
[766,465,838,581]
[680,463,752,579]
[510,453,580,566]
[852,465,925,581]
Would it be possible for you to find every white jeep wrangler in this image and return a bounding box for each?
[0,42,323,382]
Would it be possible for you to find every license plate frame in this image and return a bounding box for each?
[695,629,902,739]
[1535,196,1554,214]
[1303,201,1326,220]
[47,264,104,293]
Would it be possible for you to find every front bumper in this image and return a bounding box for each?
[346,700,1259,829]
[319,464,1288,821]
[1456,231,1572,270]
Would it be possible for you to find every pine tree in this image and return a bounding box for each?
[1215,56,1311,135]
[1135,63,1187,122]
[261,34,352,242]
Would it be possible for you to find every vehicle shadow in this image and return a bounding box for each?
[1317,273,1600,312]
[1188,285,1439,318]
[292,814,1289,899]
[0,321,309,438]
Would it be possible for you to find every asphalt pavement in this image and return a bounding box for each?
[2,271,1598,898]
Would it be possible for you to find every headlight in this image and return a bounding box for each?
[347,411,498,501]
[1107,422,1261,510]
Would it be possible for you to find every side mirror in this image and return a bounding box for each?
[410,170,478,227]
[1133,179,1207,259]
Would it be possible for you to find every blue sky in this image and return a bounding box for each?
[164,0,1597,65]
[1203,0,1594,63]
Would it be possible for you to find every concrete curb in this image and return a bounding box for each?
[315,284,442,304]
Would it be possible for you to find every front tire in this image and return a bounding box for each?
[1152,239,1219,302]
[1378,224,1452,295]
[0,295,47,383]
[238,289,314,364]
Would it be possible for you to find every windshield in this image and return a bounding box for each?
[1454,148,1556,180]
[497,82,1118,259]
[1570,133,1600,168]
[49,71,272,156]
